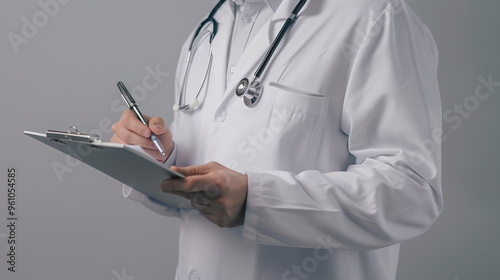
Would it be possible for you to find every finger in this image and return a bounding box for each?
[148,116,174,156]
[192,200,212,211]
[122,110,153,137]
[198,211,224,227]
[161,178,184,193]
[110,135,125,144]
[191,200,205,209]
[166,190,193,200]
[112,120,157,149]
[141,146,169,162]
[191,192,211,207]
[171,162,220,177]
[161,174,218,194]
[161,177,197,193]
[166,190,211,210]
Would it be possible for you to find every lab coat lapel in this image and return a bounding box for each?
[214,0,311,117]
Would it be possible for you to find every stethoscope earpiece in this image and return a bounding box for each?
[189,98,200,109]
[173,98,200,112]
[236,78,262,108]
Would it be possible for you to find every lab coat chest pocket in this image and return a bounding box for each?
[239,82,329,173]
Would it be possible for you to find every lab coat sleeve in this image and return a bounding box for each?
[243,2,443,251]
[122,143,181,217]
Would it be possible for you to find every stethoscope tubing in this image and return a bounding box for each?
[177,44,213,111]
[253,0,307,81]
[190,0,226,50]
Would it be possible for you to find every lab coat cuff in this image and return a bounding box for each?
[242,171,264,242]
[162,142,177,166]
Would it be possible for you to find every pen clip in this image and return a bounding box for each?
[46,126,101,143]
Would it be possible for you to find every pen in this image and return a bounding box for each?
[117,81,167,157]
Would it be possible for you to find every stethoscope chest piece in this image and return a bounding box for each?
[236,78,262,108]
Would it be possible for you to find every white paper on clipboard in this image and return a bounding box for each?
[24,130,192,209]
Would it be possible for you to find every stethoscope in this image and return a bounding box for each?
[173,0,307,112]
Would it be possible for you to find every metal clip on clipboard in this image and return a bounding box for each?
[46,126,101,143]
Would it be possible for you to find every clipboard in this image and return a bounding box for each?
[24,128,192,209]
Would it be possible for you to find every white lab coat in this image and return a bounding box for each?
[125,0,443,279]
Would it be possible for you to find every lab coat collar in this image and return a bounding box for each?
[219,0,305,22]
[265,0,283,13]
[213,1,234,22]
[230,0,283,12]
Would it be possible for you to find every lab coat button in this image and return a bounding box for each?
[217,110,227,122]
[188,270,201,280]
[230,66,236,73]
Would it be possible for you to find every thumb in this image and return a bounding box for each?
[148,116,170,136]
[171,164,212,177]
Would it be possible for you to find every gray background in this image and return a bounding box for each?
[0,0,498,279]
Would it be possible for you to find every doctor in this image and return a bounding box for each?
[111,0,442,279]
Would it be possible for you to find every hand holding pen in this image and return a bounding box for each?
[111,81,174,162]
